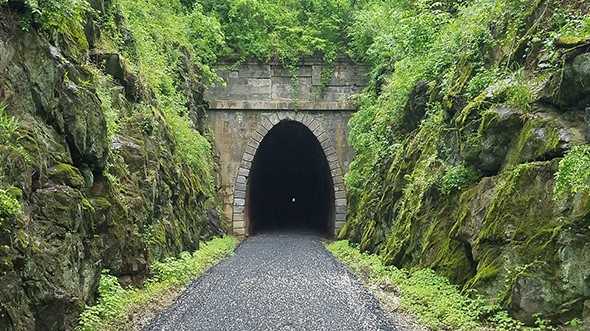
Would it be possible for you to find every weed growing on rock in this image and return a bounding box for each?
[441,165,481,195]
[554,145,590,198]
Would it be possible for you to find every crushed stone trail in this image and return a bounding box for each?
[144,233,398,331]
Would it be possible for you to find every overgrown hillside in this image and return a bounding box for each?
[340,0,590,326]
[0,0,223,329]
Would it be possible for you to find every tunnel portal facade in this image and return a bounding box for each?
[205,57,369,237]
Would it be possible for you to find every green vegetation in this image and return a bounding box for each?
[200,0,351,65]
[0,104,24,227]
[554,145,590,198]
[2,0,589,328]
[7,0,90,33]
[104,0,223,196]
[327,240,525,331]
[77,236,237,331]
[441,165,480,195]
[0,189,21,227]
[0,103,18,146]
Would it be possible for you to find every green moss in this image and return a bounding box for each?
[81,198,95,212]
[450,185,480,238]
[360,220,376,252]
[503,117,561,170]
[555,36,589,47]
[421,214,474,284]
[49,163,86,188]
[89,197,112,211]
[478,109,501,134]
[455,95,490,128]
[465,246,504,293]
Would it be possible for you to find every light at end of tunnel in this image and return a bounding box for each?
[292,197,296,203]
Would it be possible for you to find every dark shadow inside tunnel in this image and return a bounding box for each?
[246,120,334,237]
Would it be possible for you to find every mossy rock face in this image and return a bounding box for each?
[58,84,108,171]
[460,106,523,175]
[402,80,430,132]
[47,163,86,189]
[0,11,222,330]
[503,112,586,169]
[557,52,590,110]
[454,161,590,323]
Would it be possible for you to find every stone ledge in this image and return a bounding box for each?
[208,100,357,111]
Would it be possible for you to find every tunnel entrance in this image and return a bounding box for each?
[246,120,334,236]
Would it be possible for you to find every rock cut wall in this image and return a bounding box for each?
[0,7,221,331]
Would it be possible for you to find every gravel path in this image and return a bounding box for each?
[144,233,397,331]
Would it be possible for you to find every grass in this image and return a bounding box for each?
[324,240,582,331]
[77,236,238,331]
[326,240,487,330]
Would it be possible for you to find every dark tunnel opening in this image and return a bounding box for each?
[247,120,334,237]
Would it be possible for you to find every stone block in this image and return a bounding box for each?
[271,76,293,100]
[243,152,254,162]
[308,121,321,133]
[269,113,281,125]
[261,118,274,131]
[239,64,271,78]
[271,66,291,77]
[329,159,341,172]
[235,182,247,192]
[321,139,333,151]
[330,167,342,178]
[238,167,250,177]
[324,146,336,157]
[233,205,244,213]
[234,190,246,199]
[244,144,257,156]
[247,78,271,88]
[300,114,312,126]
[336,213,346,221]
[312,65,322,86]
[233,212,244,221]
[298,65,312,77]
[252,130,264,143]
[326,153,338,164]
[298,77,313,100]
[234,198,246,206]
[333,184,345,193]
[233,227,246,237]
[336,205,347,214]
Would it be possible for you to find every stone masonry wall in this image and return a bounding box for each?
[205,57,369,237]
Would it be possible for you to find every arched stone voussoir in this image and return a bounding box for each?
[231,117,347,238]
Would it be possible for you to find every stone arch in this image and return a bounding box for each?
[231,113,347,238]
